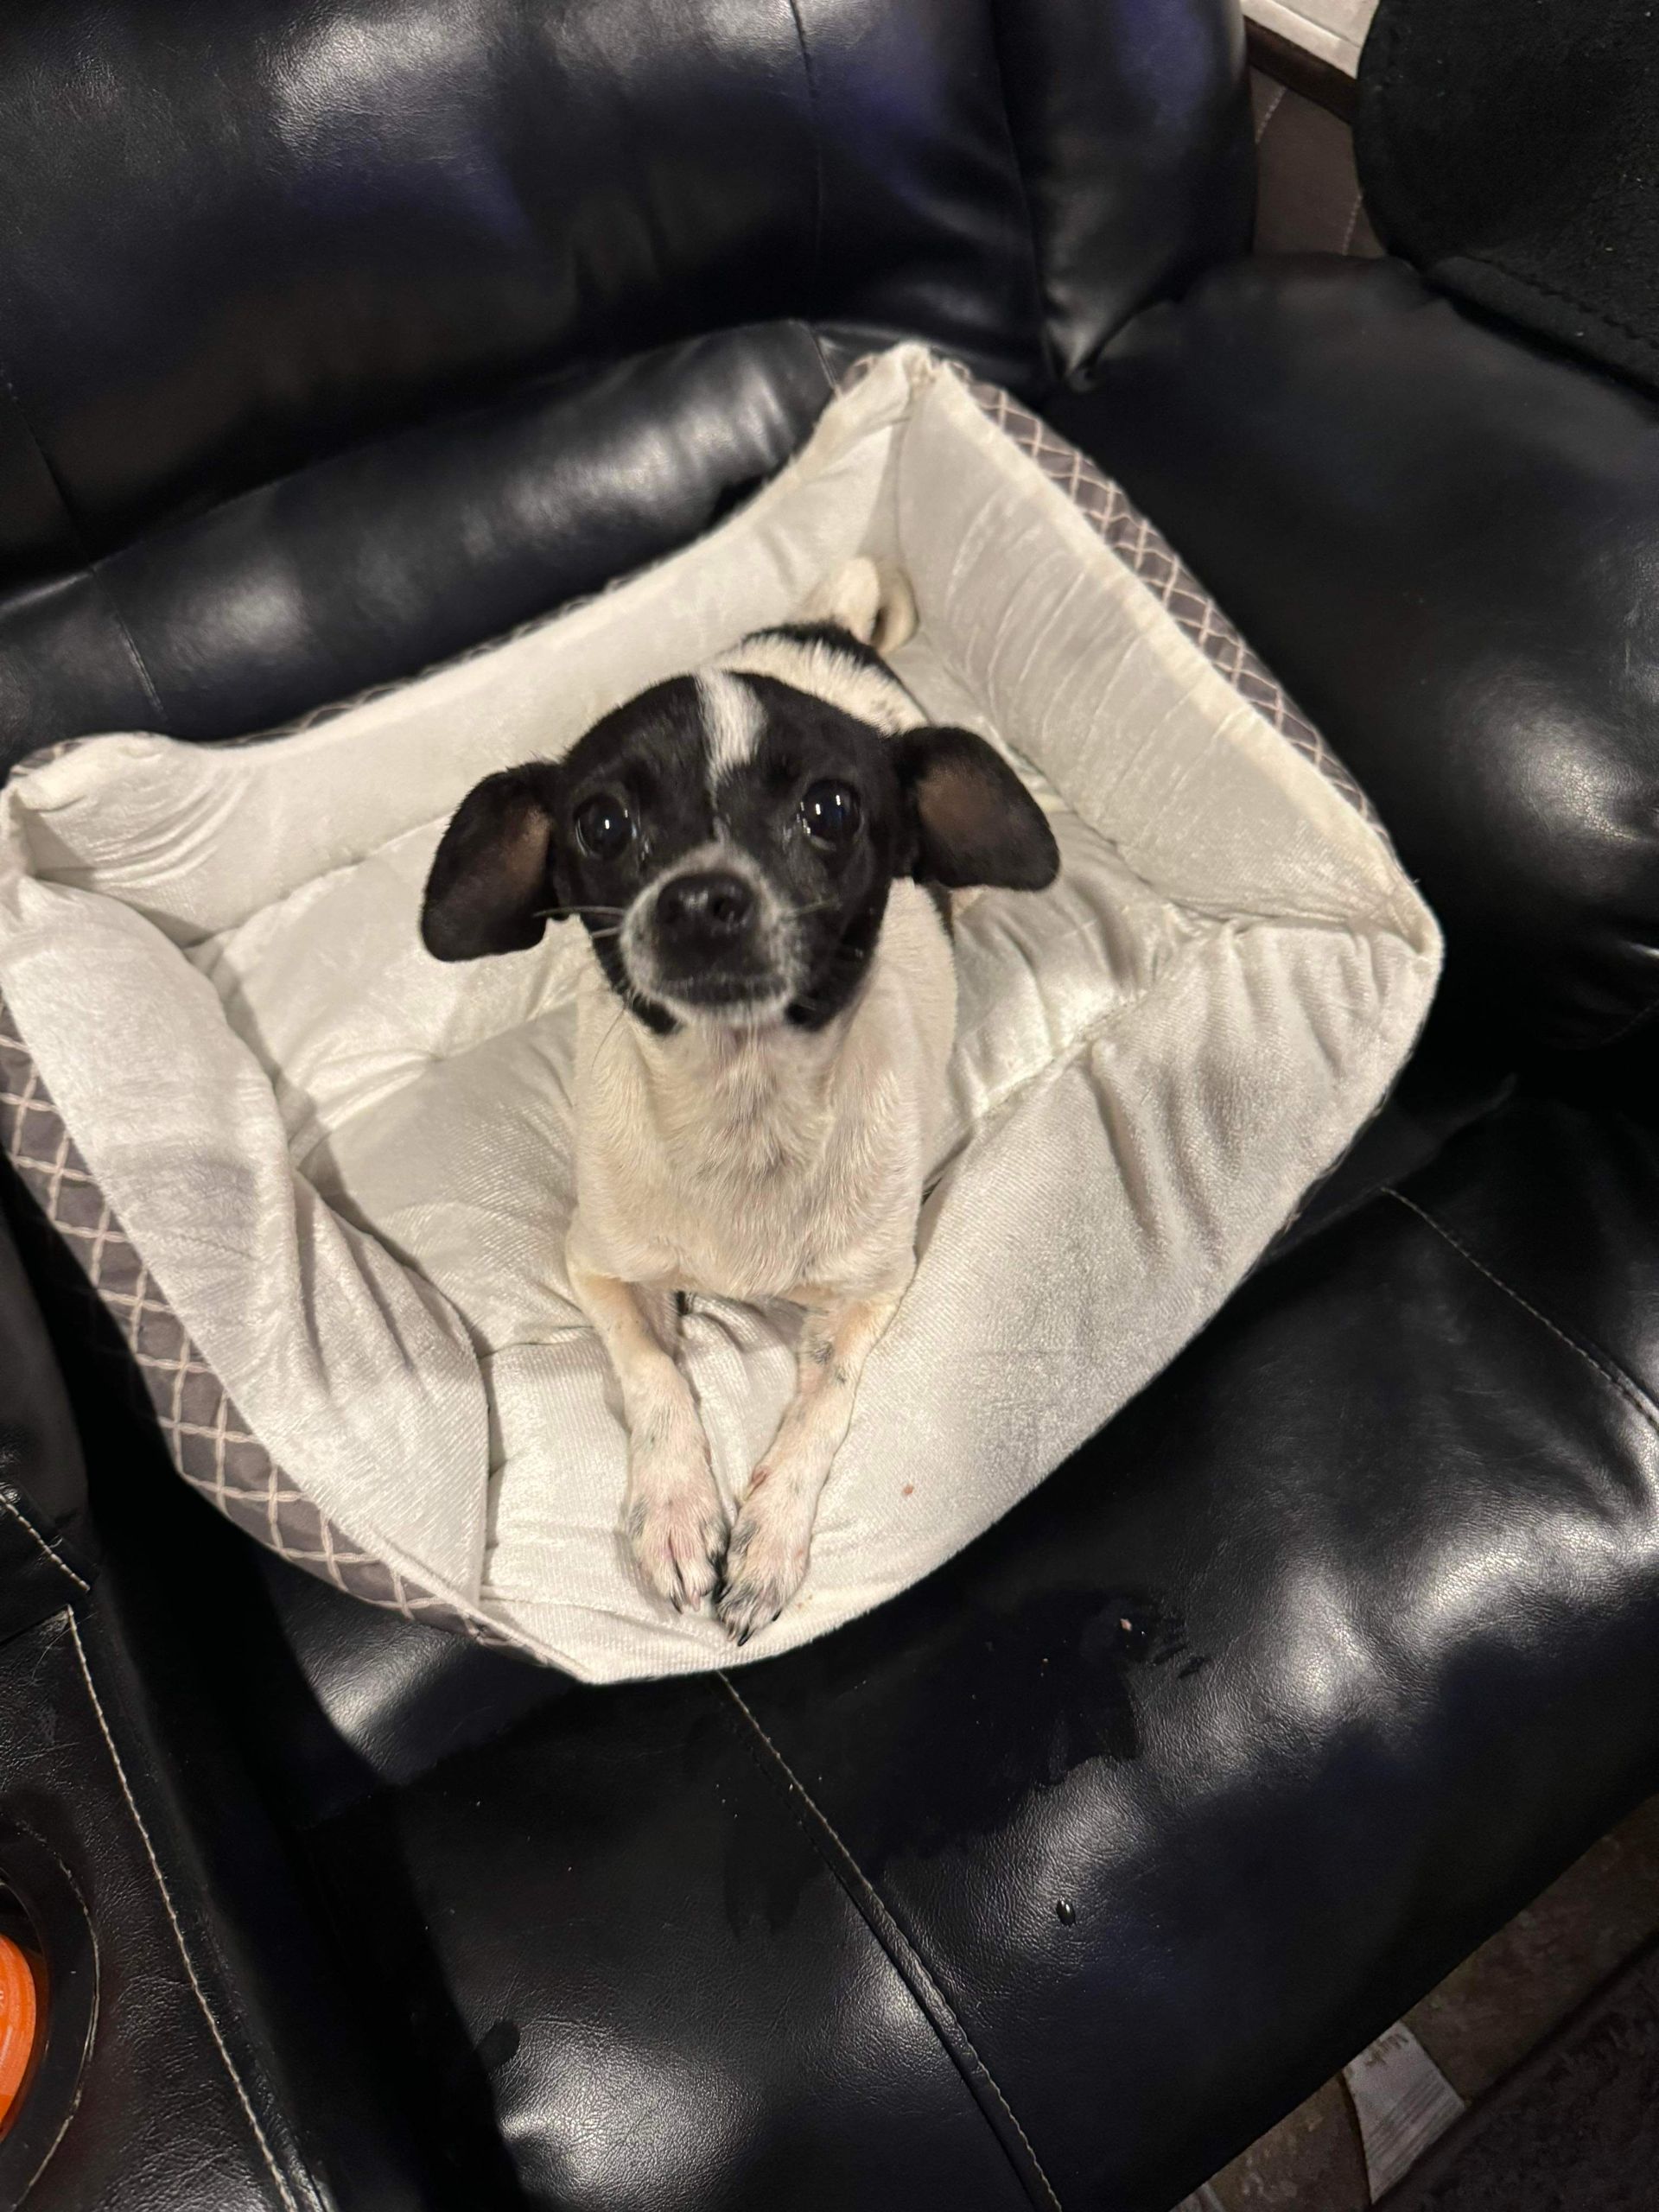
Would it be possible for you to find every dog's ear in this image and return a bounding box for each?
[421,765,563,961]
[893,728,1059,892]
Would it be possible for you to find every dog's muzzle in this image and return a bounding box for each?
[657,868,754,945]
[626,859,792,1014]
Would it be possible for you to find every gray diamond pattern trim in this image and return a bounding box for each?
[966,378,1378,827]
[0,1005,518,1649]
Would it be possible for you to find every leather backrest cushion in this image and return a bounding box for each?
[1065,259,1659,1053]
[0,0,1248,588]
[0,324,836,755]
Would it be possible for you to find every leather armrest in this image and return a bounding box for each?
[1051,256,1659,1053]
[0,1191,90,1636]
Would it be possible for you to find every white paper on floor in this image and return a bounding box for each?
[1174,2017,1465,2210]
[1243,0,1377,73]
[1343,2019,1465,2199]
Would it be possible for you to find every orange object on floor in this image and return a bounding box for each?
[0,1932,39,2130]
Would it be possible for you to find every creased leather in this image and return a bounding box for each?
[0,0,1249,760]
[4,6,1655,2209]
[226,1097,1659,2211]
[1059,257,1659,1053]
[0,326,837,763]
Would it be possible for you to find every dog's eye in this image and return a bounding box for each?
[799,779,861,846]
[575,791,635,860]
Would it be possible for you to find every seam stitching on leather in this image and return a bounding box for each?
[1440,250,1659,360]
[781,0,825,306]
[1387,1188,1659,1439]
[982,0,1059,388]
[0,353,167,727]
[1255,81,1287,143]
[1363,0,1659,369]
[83,563,168,726]
[1586,990,1659,1052]
[66,1611,306,2212]
[0,1487,91,1592]
[717,1674,1063,2210]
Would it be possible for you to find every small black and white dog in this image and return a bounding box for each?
[421,561,1058,1641]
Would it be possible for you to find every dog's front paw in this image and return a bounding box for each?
[626,1423,727,1613]
[628,1486,728,1613]
[716,1476,813,1645]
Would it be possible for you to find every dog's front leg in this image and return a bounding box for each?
[569,1257,728,1613]
[717,1286,904,1644]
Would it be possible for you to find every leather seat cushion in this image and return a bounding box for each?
[187,1090,1659,2212]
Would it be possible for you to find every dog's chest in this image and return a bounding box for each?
[571,909,954,1300]
[580,1024,912,1299]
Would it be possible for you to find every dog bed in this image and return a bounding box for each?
[0,346,1440,1681]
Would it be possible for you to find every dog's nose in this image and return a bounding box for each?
[655,869,755,939]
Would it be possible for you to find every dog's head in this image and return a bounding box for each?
[421,632,1058,1033]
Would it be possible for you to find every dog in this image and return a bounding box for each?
[420,560,1058,1641]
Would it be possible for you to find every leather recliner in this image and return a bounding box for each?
[3,4,1658,2208]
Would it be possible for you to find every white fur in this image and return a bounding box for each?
[718,632,920,735]
[564,556,955,1637]
[697,669,763,784]
[566,878,956,1635]
[570,881,952,1301]
[715,555,923,736]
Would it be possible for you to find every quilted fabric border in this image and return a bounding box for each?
[0,1004,517,1649]
[966,377,1377,825]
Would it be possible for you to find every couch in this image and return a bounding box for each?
[3,3,1657,2206]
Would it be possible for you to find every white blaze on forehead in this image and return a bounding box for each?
[698,670,764,786]
[717,632,923,735]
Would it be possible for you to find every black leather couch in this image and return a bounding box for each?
[3,4,1658,2208]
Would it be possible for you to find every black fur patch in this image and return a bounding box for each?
[422,652,1058,1031]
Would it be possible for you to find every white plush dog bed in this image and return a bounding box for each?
[0,347,1440,1681]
